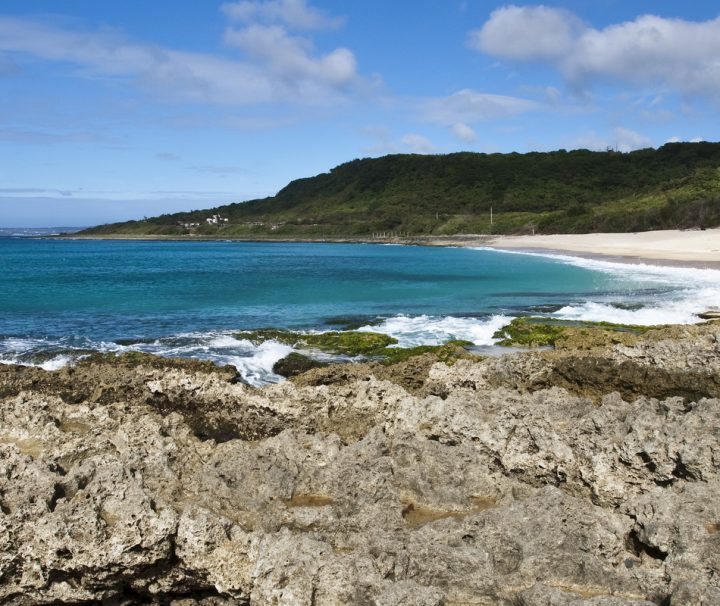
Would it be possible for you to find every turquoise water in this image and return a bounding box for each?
[2,237,718,384]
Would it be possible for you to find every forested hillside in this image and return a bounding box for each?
[81,142,720,237]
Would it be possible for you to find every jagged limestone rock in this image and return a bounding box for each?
[1,322,720,604]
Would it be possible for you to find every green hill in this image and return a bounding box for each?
[80,142,720,238]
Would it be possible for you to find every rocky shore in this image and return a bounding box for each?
[1,322,720,605]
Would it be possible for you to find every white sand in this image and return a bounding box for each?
[487,228,720,265]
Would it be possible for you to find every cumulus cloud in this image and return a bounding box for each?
[469,5,583,61]
[451,122,477,142]
[221,0,344,31]
[401,133,435,153]
[224,25,357,89]
[0,3,359,106]
[470,6,720,98]
[424,89,538,125]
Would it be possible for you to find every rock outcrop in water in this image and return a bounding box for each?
[1,323,720,604]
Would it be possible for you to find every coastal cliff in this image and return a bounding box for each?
[1,322,720,604]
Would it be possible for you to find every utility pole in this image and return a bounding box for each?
[490,206,493,226]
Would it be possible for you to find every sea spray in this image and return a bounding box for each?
[358,314,513,347]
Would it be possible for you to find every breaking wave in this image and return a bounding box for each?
[478,248,720,326]
[358,314,513,347]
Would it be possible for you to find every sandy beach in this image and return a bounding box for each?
[485,227,720,267]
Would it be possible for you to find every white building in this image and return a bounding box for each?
[206,214,229,225]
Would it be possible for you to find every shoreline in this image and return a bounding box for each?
[484,227,720,270]
[58,228,720,270]
[481,246,720,271]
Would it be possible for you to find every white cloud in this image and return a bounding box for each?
[424,89,538,125]
[469,5,583,61]
[0,126,111,144]
[221,0,344,31]
[664,135,704,144]
[451,122,477,142]
[0,9,359,107]
[0,52,19,75]
[224,25,357,89]
[613,127,653,152]
[361,126,397,155]
[470,7,720,98]
[0,187,76,196]
[573,127,652,152]
[401,133,434,153]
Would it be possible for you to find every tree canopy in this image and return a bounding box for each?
[81,142,720,237]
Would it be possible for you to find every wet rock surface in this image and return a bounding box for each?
[1,323,719,604]
[272,353,329,378]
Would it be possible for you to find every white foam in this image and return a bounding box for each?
[476,246,720,286]
[129,332,292,387]
[39,355,73,371]
[207,334,246,348]
[359,314,512,347]
[474,247,720,325]
[221,340,293,386]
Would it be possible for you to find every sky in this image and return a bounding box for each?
[1,1,719,227]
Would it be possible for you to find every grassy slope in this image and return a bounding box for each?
[80,142,720,237]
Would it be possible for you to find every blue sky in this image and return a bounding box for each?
[1,1,719,226]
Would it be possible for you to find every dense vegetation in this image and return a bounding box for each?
[80,142,720,237]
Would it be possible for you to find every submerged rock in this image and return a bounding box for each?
[1,322,720,604]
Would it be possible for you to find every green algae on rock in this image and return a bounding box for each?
[381,340,474,365]
[236,329,475,367]
[81,351,241,378]
[234,329,397,356]
[493,317,657,348]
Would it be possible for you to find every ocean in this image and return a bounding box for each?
[2,232,718,385]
